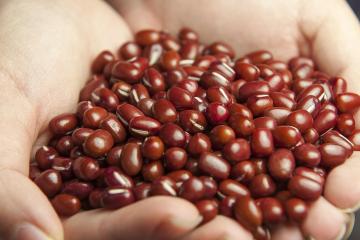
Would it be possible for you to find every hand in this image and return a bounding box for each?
[0,1,203,240]
[109,0,360,239]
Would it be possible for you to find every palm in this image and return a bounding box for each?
[2,0,359,239]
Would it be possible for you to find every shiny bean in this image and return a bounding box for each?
[318,143,347,168]
[101,187,135,209]
[249,174,276,197]
[251,128,274,157]
[199,152,231,180]
[222,138,250,163]
[35,169,62,197]
[268,149,295,180]
[120,143,143,176]
[51,194,81,217]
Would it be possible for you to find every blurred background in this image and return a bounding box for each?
[346,2,359,239]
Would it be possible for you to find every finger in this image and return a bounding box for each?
[300,0,360,91]
[271,223,303,240]
[0,84,63,239]
[302,197,348,240]
[0,170,63,240]
[324,151,360,212]
[63,196,202,240]
[182,215,252,240]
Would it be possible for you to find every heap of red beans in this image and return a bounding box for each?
[31,28,360,239]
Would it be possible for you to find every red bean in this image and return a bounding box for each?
[251,128,274,157]
[119,42,141,60]
[112,61,143,84]
[179,110,207,133]
[257,197,285,224]
[222,138,250,163]
[296,96,320,117]
[285,198,308,222]
[218,179,250,198]
[234,62,260,81]
[264,107,291,125]
[52,194,81,217]
[195,199,218,223]
[331,77,347,96]
[83,107,108,129]
[349,129,360,150]
[91,51,115,74]
[247,50,273,64]
[322,130,353,157]
[120,143,143,176]
[288,175,322,201]
[165,147,188,171]
[141,161,164,182]
[179,27,199,42]
[150,176,177,196]
[219,196,237,217]
[35,146,59,170]
[253,158,267,175]
[228,114,255,137]
[101,187,135,209]
[303,128,319,144]
[249,174,276,197]
[318,143,347,168]
[159,123,186,147]
[35,169,62,197]
[238,81,271,102]
[293,143,321,167]
[234,196,263,231]
[116,103,144,126]
[200,70,231,89]
[247,94,274,117]
[73,156,100,181]
[91,88,119,112]
[285,110,313,133]
[210,125,236,149]
[100,114,126,143]
[337,113,355,136]
[268,149,295,180]
[135,30,160,46]
[133,183,151,200]
[253,117,277,131]
[62,181,93,200]
[50,154,72,177]
[199,152,230,180]
[272,126,302,148]
[231,161,256,183]
[335,92,360,113]
[270,92,296,110]
[207,42,235,59]
[83,129,114,158]
[179,177,205,202]
[128,116,161,138]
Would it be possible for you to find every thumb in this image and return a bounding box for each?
[300,0,360,91]
[0,86,63,240]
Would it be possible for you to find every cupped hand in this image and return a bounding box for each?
[0,1,203,240]
[110,0,360,239]
[1,0,360,240]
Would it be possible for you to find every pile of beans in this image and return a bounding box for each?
[31,28,360,239]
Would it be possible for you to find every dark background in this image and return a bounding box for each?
[345,1,358,239]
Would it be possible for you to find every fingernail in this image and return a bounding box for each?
[340,201,360,213]
[304,235,315,240]
[342,212,355,240]
[334,224,346,240]
[12,223,53,240]
[171,214,203,229]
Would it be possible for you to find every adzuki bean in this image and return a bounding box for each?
[32,28,360,238]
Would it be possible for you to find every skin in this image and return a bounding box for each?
[0,0,359,239]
